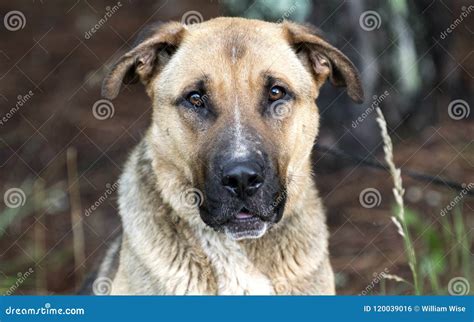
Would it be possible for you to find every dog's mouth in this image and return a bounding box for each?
[223,207,268,241]
[233,207,256,220]
[199,187,287,240]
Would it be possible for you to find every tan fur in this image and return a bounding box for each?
[98,17,364,295]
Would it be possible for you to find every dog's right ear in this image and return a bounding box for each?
[102,22,185,100]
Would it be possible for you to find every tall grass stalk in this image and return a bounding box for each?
[67,147,86,289]
[453,204,471,279]
[375,107,421,295]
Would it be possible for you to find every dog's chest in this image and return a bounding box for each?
[197,231,274,295]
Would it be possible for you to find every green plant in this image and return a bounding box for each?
[403,203,472,295]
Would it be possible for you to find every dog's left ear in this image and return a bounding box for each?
[102,22,185,100]
[284,22,364,104]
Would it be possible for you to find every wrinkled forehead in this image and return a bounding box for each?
[158,20,314,96]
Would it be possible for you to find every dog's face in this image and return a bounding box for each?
[103,18,363,240]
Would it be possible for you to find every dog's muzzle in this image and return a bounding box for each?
[200,147,286,240]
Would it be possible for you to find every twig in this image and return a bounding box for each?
[66,147,86,290]
[314,143,473,196]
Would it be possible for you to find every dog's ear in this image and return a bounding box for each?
[284,22,364,104]
[102,22,185,100]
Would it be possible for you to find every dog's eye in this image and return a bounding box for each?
[268,86,286,101]
[187,92,205,107]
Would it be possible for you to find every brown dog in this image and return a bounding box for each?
[95,17,363,295]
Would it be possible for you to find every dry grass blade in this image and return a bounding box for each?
[375,107,421,295]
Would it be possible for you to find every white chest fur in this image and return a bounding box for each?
[196,228,275,295]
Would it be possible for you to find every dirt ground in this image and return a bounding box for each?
[0,0,472,295]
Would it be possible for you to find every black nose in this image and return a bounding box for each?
[221,162,264,198]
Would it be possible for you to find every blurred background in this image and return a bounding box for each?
[0,0,472,295]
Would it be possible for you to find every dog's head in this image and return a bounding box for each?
[103,18,363,240]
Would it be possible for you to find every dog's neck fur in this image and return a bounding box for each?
[110,138,334,295]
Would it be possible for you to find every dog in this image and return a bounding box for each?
[93,17,363,295]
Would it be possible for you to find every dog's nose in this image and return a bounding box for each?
[221,162,264,198]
